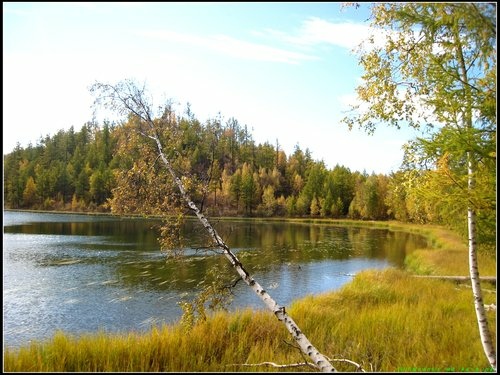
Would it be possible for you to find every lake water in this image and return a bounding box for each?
[3,210,429,348]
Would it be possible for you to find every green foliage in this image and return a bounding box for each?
[22,176,37,207]
[178,265,235,332]
[342,2,496,246]
[3,123,118,211]
[3,144,25,208]
[158,214,186,256]
[309,196,320,217]
[259,185,277,217]
[399,127,496,245]
[240,163,258,215]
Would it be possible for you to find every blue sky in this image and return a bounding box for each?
[3,2,423,174]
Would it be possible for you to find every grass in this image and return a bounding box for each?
[290,268,496,372]
[4,221,496,372]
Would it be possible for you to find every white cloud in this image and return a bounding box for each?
[260,17,390,53]
[138,29,318,64]
[138,17,390,69]
[293,17,371,50]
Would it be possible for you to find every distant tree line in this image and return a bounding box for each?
[3,109,496,249]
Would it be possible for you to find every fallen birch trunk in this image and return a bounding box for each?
[412,275,496,284]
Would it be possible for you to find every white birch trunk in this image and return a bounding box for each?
[454,29,497,369]
[467,154,496,371]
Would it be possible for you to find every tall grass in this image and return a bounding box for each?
[4,311,293,372]
[289,269,496,372]
[401,223,497,277]
[4,222,496,372]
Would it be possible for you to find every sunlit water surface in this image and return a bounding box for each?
[3,210,428,348]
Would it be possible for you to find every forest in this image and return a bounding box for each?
[2,106,495,252]
[3,116,388,219]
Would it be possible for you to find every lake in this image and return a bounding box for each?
[3,210,429,348]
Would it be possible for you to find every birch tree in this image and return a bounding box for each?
[342,3,496,369]
[90,79,337,372]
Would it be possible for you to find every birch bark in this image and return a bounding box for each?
[467,154,496,370]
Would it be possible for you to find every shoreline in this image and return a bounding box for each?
[4,207,430,231]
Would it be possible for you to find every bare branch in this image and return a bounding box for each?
[327,357,366,372]
[227,361,315,369]
[227,357,366,372]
